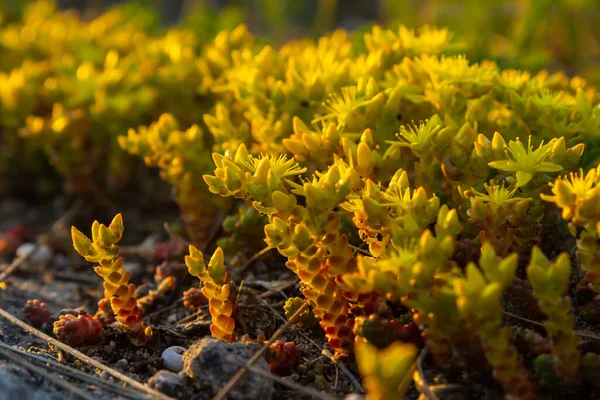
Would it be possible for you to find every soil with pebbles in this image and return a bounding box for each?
[0,196,355,400]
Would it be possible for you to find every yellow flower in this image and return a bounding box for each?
[233,144,307,180]
[488,136,563,187]
[469,182,529,205]
[540,167,600,227]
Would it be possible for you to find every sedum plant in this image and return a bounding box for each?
[71,214,152,345]
[185,246,235,340]
[204,145,360,352]
[527,247,580,384]
[190,19,600,398]
[355,340,418,400]
[119,113,225,245]
[454,244,536,398]
[541,167,600,291]
[8,4,600,398]
[53,314,103,347]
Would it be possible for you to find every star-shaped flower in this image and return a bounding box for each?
[488,136,563,187]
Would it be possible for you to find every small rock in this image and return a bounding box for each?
[287,373,300,382]
[345,395,366,400]
[182,338,274,400]
[0,361,54,400]
[147,370,185,397]
[16,243,53,265]
[162,346,186,372]
[115,359,128,369]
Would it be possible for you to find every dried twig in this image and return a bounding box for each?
[414,348,440,400]
[503,310,600,341]
[226,359,337,400]
[414,348,462,399]
[0,342,149,400]
[0,346,97,400]
[52,272,101,284]
[169,305,209,327]
[321,349,365,394]
[212,301,311,400]
[0,307,174,400]
[236,246,273,273]
[255,296,322,353]
[348,244,373,257]
[0,242,40,282]
[258,278,299,299]
[143,298,184,322]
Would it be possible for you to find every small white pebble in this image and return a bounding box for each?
[161,346,186,372]
[345,395,366,400]
[16,243,53,265]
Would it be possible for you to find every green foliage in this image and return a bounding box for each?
[3,2,600,398]
[192,16,599,397]
[527,247,580,384]
[0,0,242,195]
[454,244,536,398]
[356,341,418,400]
[380,0,600,86]
[283,297,319,328]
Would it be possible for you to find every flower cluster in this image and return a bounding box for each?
[541,167,600,290]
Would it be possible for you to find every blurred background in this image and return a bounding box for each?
[0,0,598,229]
[1,0,599,85]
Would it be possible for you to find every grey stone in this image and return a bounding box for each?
[16,243,53,265]
[182,338,274,400]
[0,361,59,400]
[162,346,186,372]
[147,370,186,397]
